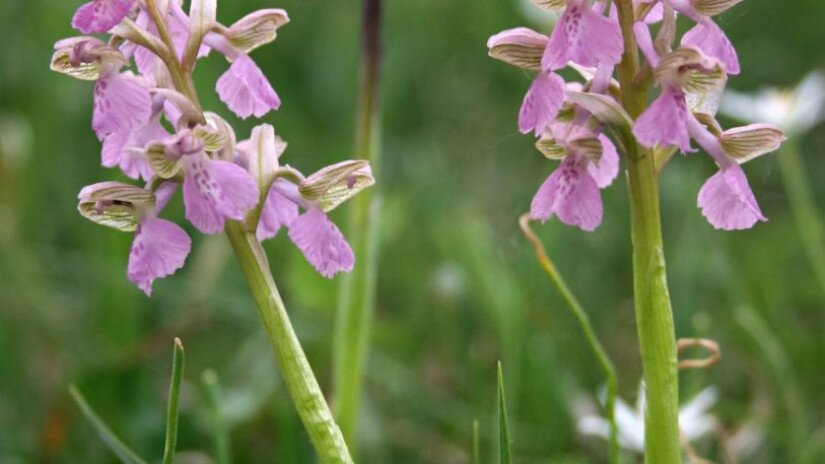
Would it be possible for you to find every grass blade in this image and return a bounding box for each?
[472,419,480,464]
[497,362,511,464]
[69,385,149,464]
[202,369,232,464]
[162,338,185,464]
[519,214,620,464]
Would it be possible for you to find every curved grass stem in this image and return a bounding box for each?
[519,215,620,464]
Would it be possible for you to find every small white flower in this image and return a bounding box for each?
[720,71,825,135]
[577,383,719,453]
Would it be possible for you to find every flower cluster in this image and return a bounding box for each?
[488,0,785,231]
[54,0,374,295]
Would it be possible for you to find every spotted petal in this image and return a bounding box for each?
[543,0,624,70]
[633,87,693,153]
[72,0,134,34]
[183,154,260,234]
[93,72,152,139]
[530,157,603,231]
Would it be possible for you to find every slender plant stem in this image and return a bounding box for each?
[333,0,383,449]
[776,139,825,299]
[224,221,354,464]
[202,370,232,464]
[69,386,149,464]
[615,1,681,463]
[162,338,185,464]
[519,215,620,464]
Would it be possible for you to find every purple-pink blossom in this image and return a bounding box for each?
[489,0,784,232]
[59,0,373,294]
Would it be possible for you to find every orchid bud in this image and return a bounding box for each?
[720,124,786,164]
[299,160,375,212]
[147,130,203,178]
[655,47,725,93]
[487,28,547,71]
[51,37,123,80]
[194,112,236,153]
[225,9,290,54]
[536,134,566,160]
[691,0,744,17]
[78,181,156,232]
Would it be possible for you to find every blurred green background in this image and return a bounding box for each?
[1,0,825,462]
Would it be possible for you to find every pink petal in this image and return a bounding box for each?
[257,183,299,241]
[519,71,565,135]
[587,134,620,188]
[633,87,693,152]
[72,0,134,34]
[101,118,168,180]
[288,207,354,278]
[682,20,740,75]
[543,0,623,70]
[183,154,260,234]
[698,165,766,230]
[216,55,280,119]
[530,157,603,231]
[93,72,152,139]
[127,215,191,296]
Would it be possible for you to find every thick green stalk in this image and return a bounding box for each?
[776,139,825,298]
[333,0,383,448]
[519,215,620,464]
[225,221,354,464]
[615,1,681,463]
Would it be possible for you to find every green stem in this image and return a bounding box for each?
[333,0,383,448]
[202,370,232,464]
[69,386,149,464]
[615,1,681,463]
[776,139,825,299]
[224,221,354,464]
[519,215,620,464]
[162,338,185,464]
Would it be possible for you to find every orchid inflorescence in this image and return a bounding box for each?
[488,0,786,232]
[53,0,375,295]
